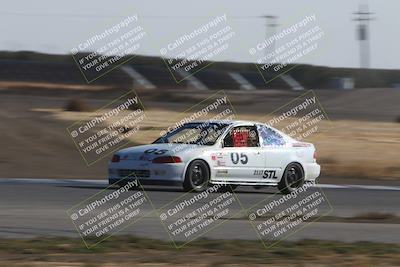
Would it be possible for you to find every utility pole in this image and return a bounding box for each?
[260,15,279,63]
[352,4,375,68]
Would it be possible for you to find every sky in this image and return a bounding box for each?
[1,0,399,69]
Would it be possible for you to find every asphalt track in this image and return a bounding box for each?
[0,178,399,244]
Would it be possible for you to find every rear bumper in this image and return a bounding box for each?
[304,162,321,181]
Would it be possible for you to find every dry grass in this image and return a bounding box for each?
[33,106,400,181]
[0,81,112,91]
[1,91,399,182]
[0,236,399,267]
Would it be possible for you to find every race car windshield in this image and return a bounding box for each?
[153,122,229,146]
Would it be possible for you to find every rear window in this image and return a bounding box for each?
[257,125,285,146]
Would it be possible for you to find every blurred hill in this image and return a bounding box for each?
[1,51,400,91]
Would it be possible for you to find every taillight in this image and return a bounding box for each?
[313,151,317,160]
[111,155,120,162]
[152,156,182,164]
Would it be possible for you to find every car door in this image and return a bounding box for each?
[213,125,265,182]
[255,124,288,182]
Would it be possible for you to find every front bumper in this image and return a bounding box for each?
[108,161,185,186]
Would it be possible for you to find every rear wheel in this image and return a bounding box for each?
[278,163,304,194]
[183,160,210,192]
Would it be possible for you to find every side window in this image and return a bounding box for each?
[223,126,259,147]
[257,125,285,147]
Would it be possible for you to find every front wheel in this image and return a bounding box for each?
[278,163,304,194]
[183,160,210,192]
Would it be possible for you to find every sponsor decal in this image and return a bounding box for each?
[254,169,278,179]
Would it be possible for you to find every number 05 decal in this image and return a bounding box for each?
[230,152,248,164]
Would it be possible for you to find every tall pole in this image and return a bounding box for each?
[260,15,279,63]
[352,4,374,68]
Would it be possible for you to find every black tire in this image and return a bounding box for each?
[278,163,304,194]
[183,160,210,192]
[217,184,238,193]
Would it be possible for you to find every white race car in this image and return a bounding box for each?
[108,120,320,194]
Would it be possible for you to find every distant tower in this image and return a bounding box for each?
[260,15,279,62]
[352,4,375,68]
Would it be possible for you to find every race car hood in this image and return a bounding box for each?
[114,143,208,161]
